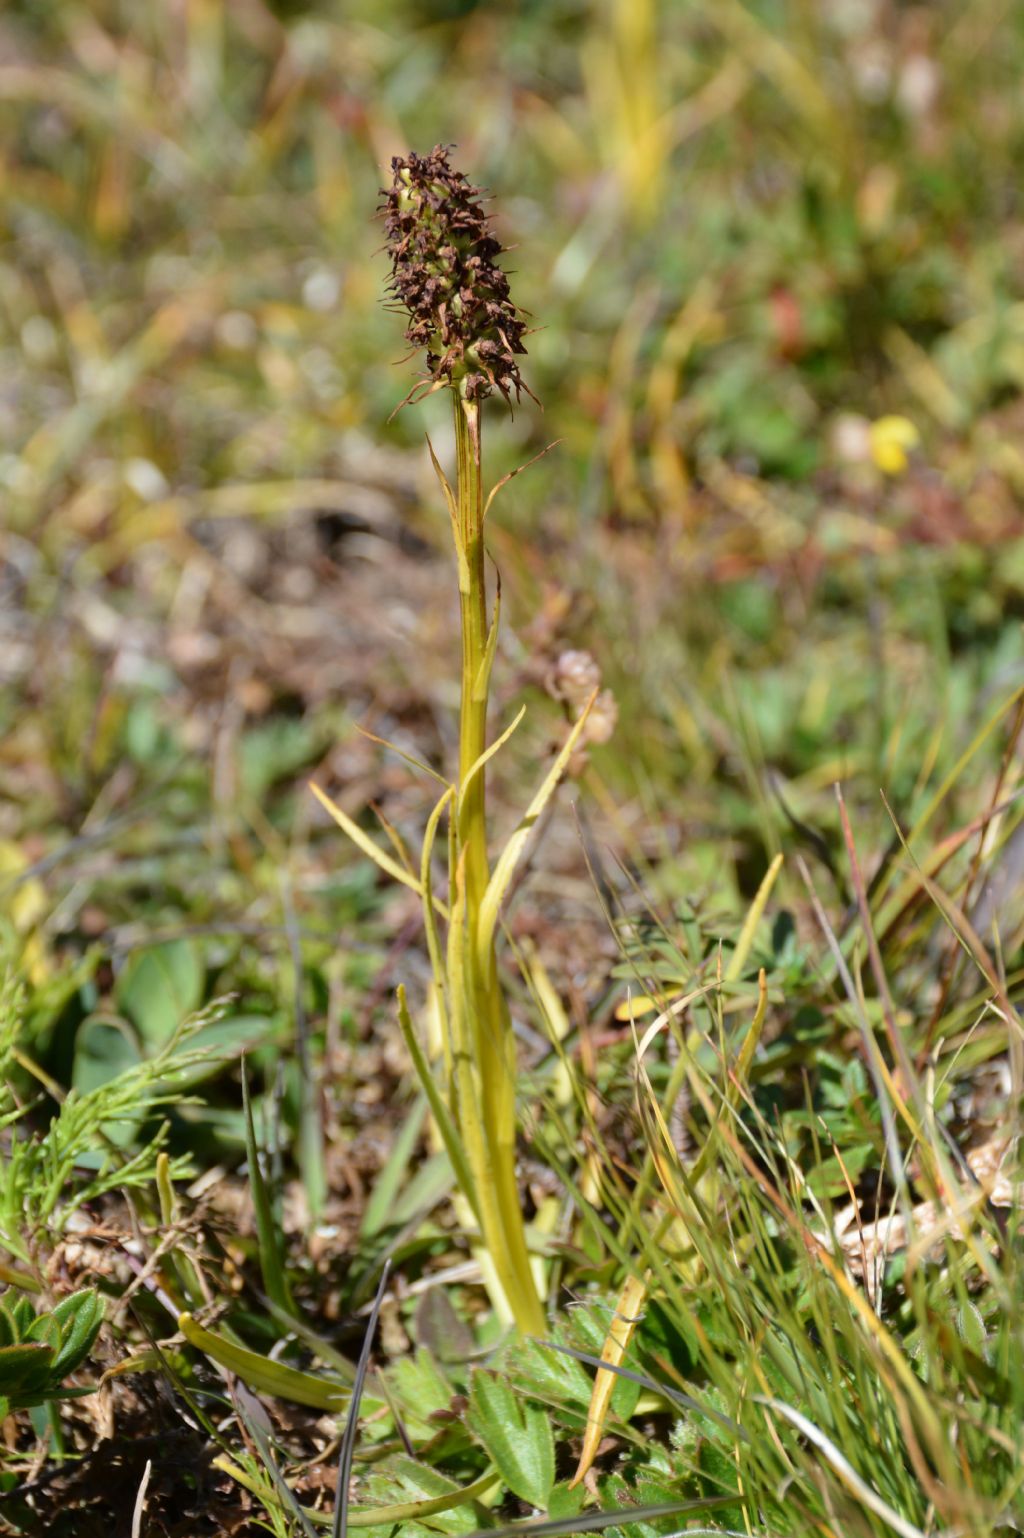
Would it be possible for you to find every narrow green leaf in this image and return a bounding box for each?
[395,986,480,1226]
[178,1312,348,1412]
[420,783,455,1056]
[215,1455,500,1530]
[236,1398,321,1538]
[310,781,448,918]
[458,1495,736,1538]
[360,1096,429,1239]
[241,1060,295,1316]
[387,1148,454,1230]
[724,853,783,981]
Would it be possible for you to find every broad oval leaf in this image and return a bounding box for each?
[116,939,204,1048]
[467,1368,555,1509]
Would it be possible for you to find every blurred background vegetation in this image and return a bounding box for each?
[2,0,1023,1164]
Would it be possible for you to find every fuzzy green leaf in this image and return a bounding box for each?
[0,1304,17,1349]
[388,1348,455,1442]
[25,1314,61,1353]
[51,1290,103,1377]
[467,1368,555,1508]
[0,1342,55,1402]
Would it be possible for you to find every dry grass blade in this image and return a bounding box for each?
[130,1458,152,1538]
[309,781,448,918]
[482,440,563,522]
[569,1270,649,1488]
[476,692,597,974]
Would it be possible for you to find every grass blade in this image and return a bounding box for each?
[395,986,480,1226]
[724,852,783,981]
[476,693,596,975]
[241,1058,294,1317]
[756,1397,932,1538]
[569,1269,648,1488]
[459,1496,739,1538]
[333,1257,391,1538]
[309,781,448,918]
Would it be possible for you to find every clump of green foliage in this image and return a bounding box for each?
[0,1291,102,1419]
[0,966,217,1277]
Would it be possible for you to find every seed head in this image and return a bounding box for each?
[381,146,531,405]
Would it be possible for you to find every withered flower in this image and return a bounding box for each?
[546,648,618,776]
[381,146,531,404]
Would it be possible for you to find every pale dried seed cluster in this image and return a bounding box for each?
[547,648,618,754]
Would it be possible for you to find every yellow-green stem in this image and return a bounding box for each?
[455,395,490,913]
[451,392,545,1337]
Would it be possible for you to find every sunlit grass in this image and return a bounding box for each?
[1,0,1023,1533]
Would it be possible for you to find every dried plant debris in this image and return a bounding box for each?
[0,1421,259,1537]
[831,1135,1018,1299]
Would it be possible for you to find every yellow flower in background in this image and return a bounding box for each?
[868,414,920,476]
[0,841,49,984]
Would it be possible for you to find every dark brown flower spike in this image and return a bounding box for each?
[381,146,533,405]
